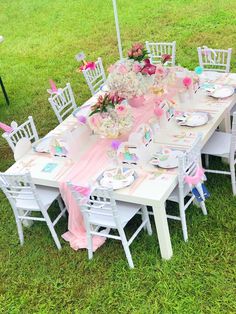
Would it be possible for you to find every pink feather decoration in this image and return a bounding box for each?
[49,80,58,93]
[0,122,13,133]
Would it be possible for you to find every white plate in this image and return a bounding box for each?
[150,150,183,169]
[33,136,52,153]
[100,175,135,190]
[210,86,234,98]
[176,112,209,127]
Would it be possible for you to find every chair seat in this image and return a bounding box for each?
[16,186,59,210]
[168,185,191,203]
[89,201,141,228]
[202,131,231,157]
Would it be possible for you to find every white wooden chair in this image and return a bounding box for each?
[145,41,176,66]
[68,184,152,268]
[197,47,232,73]
[0,172,67,249]
[166,134,207,241]
[202,112,236,195]
[48,83,77,123]
[82,57,106,95]
[2,116,39,153]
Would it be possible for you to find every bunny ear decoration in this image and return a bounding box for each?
[0,122,13,133]
[47,79,58,95]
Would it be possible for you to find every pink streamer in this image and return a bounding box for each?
[49,79,58,93]
[59,104,156,251]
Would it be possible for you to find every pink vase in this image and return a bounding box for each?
[128,95,145,108]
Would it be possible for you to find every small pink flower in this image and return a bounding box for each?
[108,64,116,73]
[183,76,192,88]
[116,104,127,115]
[90,114,102,128]
[132,63,142,73]
[161,54,172,64]
[154,105,164,117]
[155,64,165,76]
[118,64,128,74]
[128,50,133,57]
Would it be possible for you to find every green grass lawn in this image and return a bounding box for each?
[0,0,236,312]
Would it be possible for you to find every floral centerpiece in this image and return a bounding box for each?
[88,93,133,138]
[106,43,157,107]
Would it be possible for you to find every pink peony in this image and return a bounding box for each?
[141,59,156,75]
[183,76,192,88]
[118,64,128,74]
[132,63,142,73]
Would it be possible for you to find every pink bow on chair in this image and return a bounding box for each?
[184,166,205,186]
[0,122,13,133]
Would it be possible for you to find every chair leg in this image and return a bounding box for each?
[141,205,152,236]
[118,227,134,269]
[230,165,236,195]
[204,154,209,168]
[179,205,188,242]
[200,201,207,215]
[15,216,24,245]
[44,212,62,250]
[86,228,93,260]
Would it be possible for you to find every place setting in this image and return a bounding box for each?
[149,148,184,169]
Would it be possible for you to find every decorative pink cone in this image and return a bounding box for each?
[128,95,145,108]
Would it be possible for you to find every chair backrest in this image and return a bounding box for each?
[0,172,43,212]
[177,134,202,199]
[197,47,232,73]
[2,116,39,153]
[48,83,77,123]
[145,41,176,66]
[68,183,121,226]
[82,57,106,95]
[13,138,32,161]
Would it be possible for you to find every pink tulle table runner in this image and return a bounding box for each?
[59,103,154,251]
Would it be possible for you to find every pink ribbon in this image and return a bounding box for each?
[184,166,204,186]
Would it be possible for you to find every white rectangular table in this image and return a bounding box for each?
[6,72,236,260]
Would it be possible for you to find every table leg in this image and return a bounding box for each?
[152,201,173,260]
[219,109,231,164]
[219,109,231,133]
